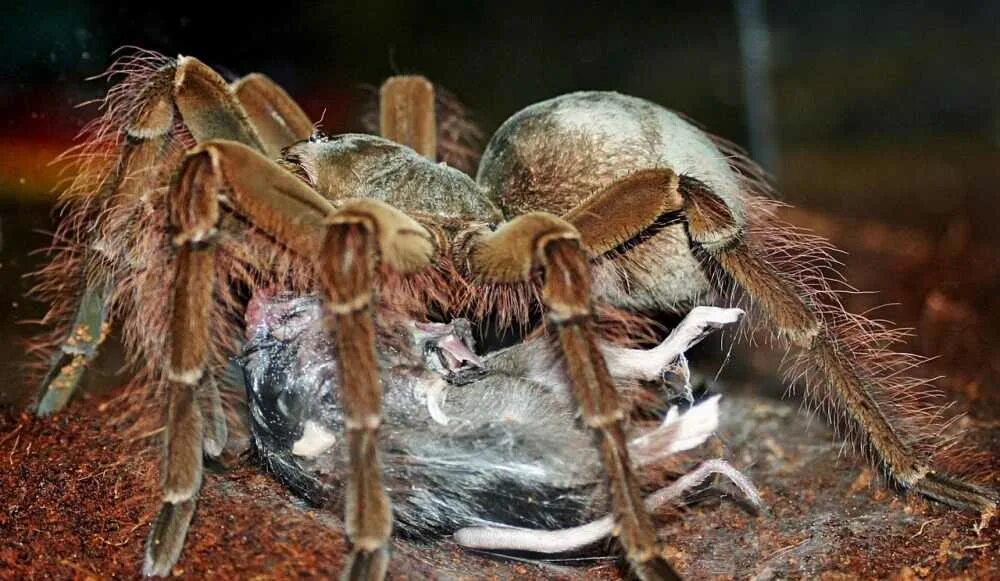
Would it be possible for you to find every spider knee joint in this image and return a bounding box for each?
[345,414,381,431]
[351,535,388,552]
[788,319,824,348]
[169,150,223,246]
[167,368,204,385]
[585,409,625,428]
[326,293,374,315]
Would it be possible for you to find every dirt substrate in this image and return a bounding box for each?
[1,385,996,580]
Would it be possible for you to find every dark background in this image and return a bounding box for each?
[2,1,999,401]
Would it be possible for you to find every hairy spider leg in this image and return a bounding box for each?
[36,55,312,415]
[145,149,219,575]
[316,200,435,581]
[144,138,333,574]
[32,54,314,574]
[457,212,680,581]
[36,274,112,415]
[559,166,996,515]
[148,70,441,581]
[679,176,997,513]
[35,60,180,414]
[231,72,314,158]
[379,75,437,160]
[41,58,316,571]
[146,127,437,579]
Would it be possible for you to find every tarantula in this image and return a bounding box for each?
[32,49,997,580]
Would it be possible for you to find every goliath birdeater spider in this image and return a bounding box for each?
[31,49,997,580]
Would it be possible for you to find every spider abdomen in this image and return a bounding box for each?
[476,92,748,311]
[477,92,745,221]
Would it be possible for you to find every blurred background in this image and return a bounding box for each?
[2,0,998,409]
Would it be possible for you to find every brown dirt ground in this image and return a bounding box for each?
[1,208,997,580]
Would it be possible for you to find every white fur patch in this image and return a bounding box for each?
[603,307,743,381]
[629,395,722,466]
[413,377,451,425]
[167,368,203,385]
[292,421,337,458]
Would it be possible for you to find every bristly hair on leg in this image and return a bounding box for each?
[27,47,319,465]
[706,136,988,487]
[27,48,189,396]
[431,86,485,175]
[358,83,484,175]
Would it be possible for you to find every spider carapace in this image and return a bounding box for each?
[33,50,997,580]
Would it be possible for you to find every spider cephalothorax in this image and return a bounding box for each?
[32,49,996,580]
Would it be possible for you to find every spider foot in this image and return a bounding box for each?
[36,351,87,416]
[36,282,110,416]
[910,470,998,526]
[143,499,197,577]
[343,546,390,581]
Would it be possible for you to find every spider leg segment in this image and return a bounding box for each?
[552,165,995,515]
[379,75,437,160]
[34,67,183,413]
[145,148,220,576]
[231,72,314,157]
[562,168,683,254]
[37,55,313,414]
[678,178,998,514]
[143,139,332,575]
[36,277,111,415]
[317,201,434,580]
[146,136,434,578]
[459,213,680,581]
